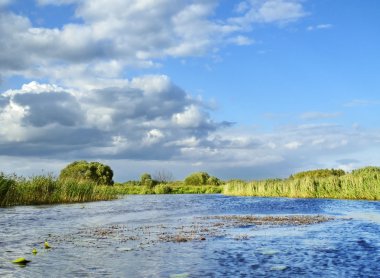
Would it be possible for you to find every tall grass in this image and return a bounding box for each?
[111,182,222,195]
[223,173,380,200]
[0,174,117,207]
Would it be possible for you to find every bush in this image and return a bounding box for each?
[59,161,114,185]
[184,172,221,186]
[140,173,156,188]
[154,184,173,194]
[291,169,346,179]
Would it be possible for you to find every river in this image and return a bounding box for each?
[1,194,379,277]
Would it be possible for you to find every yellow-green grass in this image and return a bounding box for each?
[0,174,117,207]
[223,174,380,200]
[111,183,222,195]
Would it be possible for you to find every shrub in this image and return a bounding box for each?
[59,161,114,185]
[140,173,157,188]
[154,184,173,194]
[184,172,221,186]
[291,169,346,179]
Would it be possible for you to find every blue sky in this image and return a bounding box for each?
[0,0,379,181]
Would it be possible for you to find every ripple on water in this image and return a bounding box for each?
[1,195,379,277]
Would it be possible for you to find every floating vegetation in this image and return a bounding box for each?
[12,257,31,265]
[44,241,51,249]
[47,214,336,252]
[32,248,38,255]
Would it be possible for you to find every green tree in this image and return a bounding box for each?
[59,160,114,185]
[184,172,220,186]
[140,173,156,188]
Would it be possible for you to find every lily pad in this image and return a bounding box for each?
[44,241,51,249]
[12,257,31,265]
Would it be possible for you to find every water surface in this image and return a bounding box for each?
[1,195,379,277]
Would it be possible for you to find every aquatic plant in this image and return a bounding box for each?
[223,167,380,200]
[12,257,31,265]
[0,174,117,207]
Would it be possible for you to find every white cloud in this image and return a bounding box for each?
[285,141,302,150]
[0,76,226,160]
[307,24,333,31]
[0,0,307,84]
[230,0,306,27]
[229,35,255,46]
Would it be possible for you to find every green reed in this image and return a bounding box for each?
[223,173,380,200]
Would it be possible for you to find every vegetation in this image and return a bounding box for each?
[59,160,114,185]
[111,181,222,195]
[224,167,380,200]
[184,172,221,186]
[1,165,379,206]
[0,173,117,207]
[140,173,157,188]
[290,168,345,179]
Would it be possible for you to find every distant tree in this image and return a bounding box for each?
[59,160,114,185]
[184,172,220,186]
[140,173,156,188]
[291,169,346,179]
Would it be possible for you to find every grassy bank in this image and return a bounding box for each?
[0,174,221,207]
[0,174,117,207]
[112,182,222,195]
[223,170,380,200]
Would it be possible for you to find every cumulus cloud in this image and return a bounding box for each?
[0,0,306,83]
[0,76,229,160]
[231,0,306,27]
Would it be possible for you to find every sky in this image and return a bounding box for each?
[0,0,380,181]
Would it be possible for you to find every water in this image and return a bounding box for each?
[1,195,379,277]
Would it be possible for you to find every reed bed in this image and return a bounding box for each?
[111,183,222,195]
[0,174,117,207]
[223,173,380,200]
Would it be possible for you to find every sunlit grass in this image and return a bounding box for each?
[0,174,117,207]
[111,182,222,195]
[223,171,380,200]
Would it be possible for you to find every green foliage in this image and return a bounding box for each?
[224,166,380,200]
[0,173,17,206]
[351,166,380,178]
[140,173,156,188]
[291,168,346,179]
[184,172,220,186]
[154,184,173,194]
[59,160,114,185]
[0,172,117,207]
[111,182,222,195]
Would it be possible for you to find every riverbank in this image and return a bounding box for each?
[223,173,380,200]
[1,166,380,206]
[0,174,116,206]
